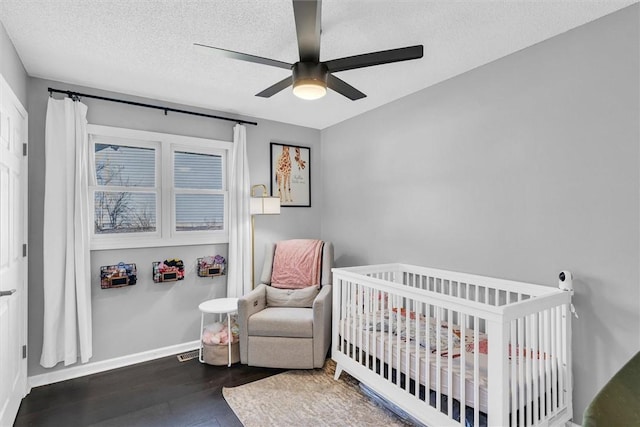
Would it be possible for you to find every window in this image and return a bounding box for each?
[173,151,224,232]
[94,141,158,235]
[88,125,232,250]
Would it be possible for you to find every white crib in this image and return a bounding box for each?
[331,264,573,427]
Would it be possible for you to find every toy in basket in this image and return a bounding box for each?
[100,262,137,289]
[152,259,185,283]
[197,255,226,277]
[202,317,240,365]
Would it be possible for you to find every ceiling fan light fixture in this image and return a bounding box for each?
[292,62,328,100]
[293,79,327,100]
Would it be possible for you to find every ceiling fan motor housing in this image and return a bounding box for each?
[292,62,329,87]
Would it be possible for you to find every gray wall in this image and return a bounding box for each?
[27,77,321,377]
[0,20,27,108]
[320,5,639,424]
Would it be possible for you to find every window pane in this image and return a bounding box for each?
[95,144,155,187]
[174,151,222,190]
[95,192,156,234]
[175,194,224,231]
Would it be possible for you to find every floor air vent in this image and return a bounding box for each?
[176,350,199,362]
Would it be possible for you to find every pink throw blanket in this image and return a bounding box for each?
[271,239,324,289]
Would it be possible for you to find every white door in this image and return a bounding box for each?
[0,74,28,426]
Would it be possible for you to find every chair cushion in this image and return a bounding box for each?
[248,307,313,338]
[266,285,319,308]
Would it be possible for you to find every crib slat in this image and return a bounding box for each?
[473,321,480,427]
[341,280,347,355]
[356,284,362,364]
[395,296,401,388]
[436,304,442,412]
[526,314,533,426]
[459,312,466,426]
[385,290,390,380]
[518,317,525,427]
[372,289,378,373]
[365,286,370,369]
[447,307,453,418]
[532,312,540,426]
[488,317,510,427]
[337,280,342,354]
[405,302,411,393]
[511,319,518,427]
[562,297,572,416]
[560,303,568,409]
[544,309,551,419]
[425,302,432,407]
[351,282,357,360]
[345,280,350,356]
[415,300,421,400]
[556,305,564,410]
[551,306,558,415]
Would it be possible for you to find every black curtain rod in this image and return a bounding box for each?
[48,87,258,126]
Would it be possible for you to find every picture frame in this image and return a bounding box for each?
[270,142,311,207]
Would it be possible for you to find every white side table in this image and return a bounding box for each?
[198,297,239,367]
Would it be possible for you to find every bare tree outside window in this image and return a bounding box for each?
[94,145,156,234]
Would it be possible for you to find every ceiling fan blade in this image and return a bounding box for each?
[325,45,423,73]
[256,76,293,98]
[292,0,322,62]
[327,74,366,101]
[194,43,292,70]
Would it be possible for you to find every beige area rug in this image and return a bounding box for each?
[223,360,412,427]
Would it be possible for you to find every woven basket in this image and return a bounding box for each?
[202,341,240,366]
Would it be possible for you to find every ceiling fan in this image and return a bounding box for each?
[194,0,423,101]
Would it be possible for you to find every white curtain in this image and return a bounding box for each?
[226,124,252,297]
[41,97,92,368]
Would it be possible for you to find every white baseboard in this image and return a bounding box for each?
[28,340,200,389]
[567,422,581,427]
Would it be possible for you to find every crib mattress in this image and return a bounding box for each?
[340,319,490,413]
[340,313,565,416]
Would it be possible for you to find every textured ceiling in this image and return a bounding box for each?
[1,0,636,129]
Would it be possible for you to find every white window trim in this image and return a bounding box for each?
[88,124,233,250]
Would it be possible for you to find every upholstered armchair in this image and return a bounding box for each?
[583,351,640,427]
[238,240,334,369]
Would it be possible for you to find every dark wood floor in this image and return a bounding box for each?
[14,355,284,427]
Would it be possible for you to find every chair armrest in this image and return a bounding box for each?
[312,284,332,368]
[238,284,267,364]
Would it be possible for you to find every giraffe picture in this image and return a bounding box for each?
[270,142,311,207]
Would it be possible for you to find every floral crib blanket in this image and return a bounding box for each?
[361,308,489,358]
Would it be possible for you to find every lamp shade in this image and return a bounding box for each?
[250,196,281,215]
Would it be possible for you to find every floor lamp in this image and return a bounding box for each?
[249,184,281,288]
